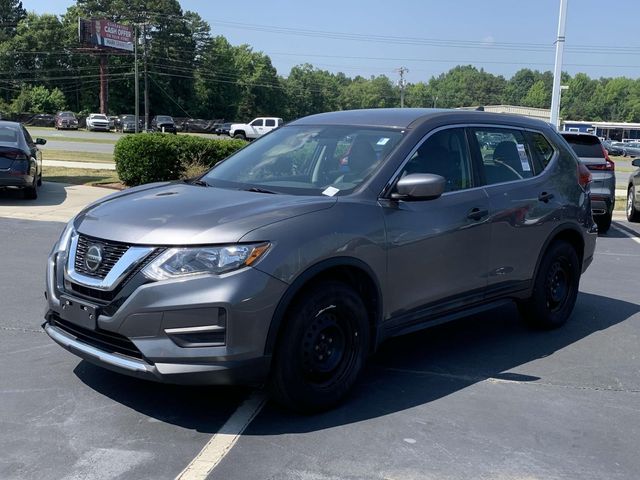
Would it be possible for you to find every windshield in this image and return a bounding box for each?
[60,112,74,118]
[202,125,404,196]
[122,115,135,121]
[92,115,107,120]
[157,116,173,122]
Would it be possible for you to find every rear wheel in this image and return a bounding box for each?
[270,281,370,413]
[37,172,42,186]
[627,186,640,222]
[24,176,38,200]
[595,212,612,233]
[518,240,580,329]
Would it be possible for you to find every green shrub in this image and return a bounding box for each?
[114,134,247,186]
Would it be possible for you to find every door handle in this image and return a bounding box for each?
[538,191,555,203]
[467,207,489,221]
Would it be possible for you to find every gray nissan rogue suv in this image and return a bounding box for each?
[44,109,597,412]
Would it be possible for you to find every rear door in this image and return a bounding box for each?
[469,127,559,294]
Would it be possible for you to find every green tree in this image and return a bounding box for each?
[522,79,550,108]
[0,0,26,42]
[339,75,397,110]
[11,85,67,113]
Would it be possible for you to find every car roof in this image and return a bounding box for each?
[288,108,552,130]
[0,120,21,129]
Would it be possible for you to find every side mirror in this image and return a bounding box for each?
[35,138,47,145]
[392,173,446,200]
[633,159,640,167]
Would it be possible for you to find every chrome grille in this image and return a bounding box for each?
[74,235,129,279]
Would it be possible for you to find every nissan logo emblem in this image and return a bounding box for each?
[85,245,103,272]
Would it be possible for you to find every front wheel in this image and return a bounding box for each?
[518,240,580,329]
[627,186,640,222]
[233,132,246,141]
[269,281,370,413]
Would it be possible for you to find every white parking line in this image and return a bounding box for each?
[612,222,640,245]
[175,392,266,480]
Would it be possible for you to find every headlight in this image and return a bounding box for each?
[51,219,75,255]
[142,243,270,281]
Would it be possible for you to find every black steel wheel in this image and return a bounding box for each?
[270,281,369,413]
[518,240,580,329]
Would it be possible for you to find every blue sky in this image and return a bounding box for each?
[23,0,640,82]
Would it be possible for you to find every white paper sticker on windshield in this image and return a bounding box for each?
[377,137,390,146]
[322,186,340,197]
[516,144,531,172]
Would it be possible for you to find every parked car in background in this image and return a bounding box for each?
[86,113,110,132]
[626,158,640,222]
[55,111,79,130]
[117,114,140,133]
[229,117,283,140]
[214,122,233,136]
[43,109,596,412]
[623,142,640,158]
[151,115,177,134]
[603,140,624,156]
[560,132,615,233]
[0,121,46,199]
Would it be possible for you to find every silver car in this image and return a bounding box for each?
[560,132,616,233]
[44,109,597,412]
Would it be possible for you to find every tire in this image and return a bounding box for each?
[37,172,42,187]
[233,132,246,140]
[627,186,640,222]
[595,212,612,233]
[24,176,38,200]
[517,240,580,329]
[269,281,370,413]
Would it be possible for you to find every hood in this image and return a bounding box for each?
[75,182,337,245]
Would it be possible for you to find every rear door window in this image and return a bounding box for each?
[265,119,276,127]
[471,128,536,185]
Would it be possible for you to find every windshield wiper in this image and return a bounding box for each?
[188,179,210,187]
[241,186,279,194]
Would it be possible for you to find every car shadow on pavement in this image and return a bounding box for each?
[0,182,67,206]
[73,292,637,434]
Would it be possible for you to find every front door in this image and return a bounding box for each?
[382,127,492,325]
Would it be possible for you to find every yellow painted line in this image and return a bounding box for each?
[175,392,266,480]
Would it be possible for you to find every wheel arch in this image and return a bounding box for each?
[532,224,585,284]
[264,257,383,357]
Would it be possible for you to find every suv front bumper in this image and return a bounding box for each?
[44,250,288,385]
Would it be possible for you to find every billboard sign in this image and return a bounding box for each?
[79,18,134,52]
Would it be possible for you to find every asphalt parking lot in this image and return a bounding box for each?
[1,187,639,480]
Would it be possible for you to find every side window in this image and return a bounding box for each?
[22,126,34,145]
[400,128,472,192]
[265,119,276,127]
[250,119,263,127]
[525,131,555,170]
[473,128,534,185]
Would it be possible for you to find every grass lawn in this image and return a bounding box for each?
[43,165,120,186]
[41,149,114,163]
[39,135,118,145]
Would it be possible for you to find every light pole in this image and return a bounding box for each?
[550,0,568,129]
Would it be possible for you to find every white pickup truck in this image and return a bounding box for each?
[229,117,283,140]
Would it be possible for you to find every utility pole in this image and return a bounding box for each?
[134,25,139,133]
[99,54,108,114]
[550,0,568,129]
[143,22,149,130]
[396,66,409,108]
